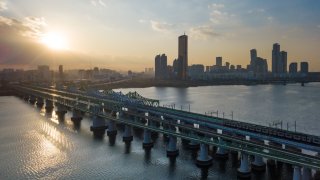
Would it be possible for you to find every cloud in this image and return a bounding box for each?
[207,3,231,25]
[22,17,47,39]
[267,16,274,22]
[189,25,221,40]
[0,1,7,11]
[138,19,147,23]
[208,3,224,10]
[150,20,175,33]
[91,0,106,7]
[248,8,265,14]
[317,25,320,29]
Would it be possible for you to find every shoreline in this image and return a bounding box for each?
[88,78,319,90]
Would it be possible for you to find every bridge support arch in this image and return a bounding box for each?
[196,143,213,167]
[167,136,179,158]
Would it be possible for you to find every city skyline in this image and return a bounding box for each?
[0,0,320,71]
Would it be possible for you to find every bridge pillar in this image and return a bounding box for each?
[71,109,83,122]
[107,120,117,136]
[36,97,44,108]
[302,167,311,180]
[142,129,153,150]
[196,143,213,167]
[107,120,117,145]
[29,96,36,105]
[90,115,107,139]
[167,136,179,157]
[45,99,54,112]
[237,152,251,178]
[215,138,228,159]
[23,95,29,102]
[123,125,133,143]
[188,140,200,150]
[293,166,301,180]
[251,155,266,172]
[55,104,67,120]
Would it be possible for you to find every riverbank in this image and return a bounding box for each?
[89,78,313,90]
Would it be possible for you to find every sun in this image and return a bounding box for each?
[41,32,69,50]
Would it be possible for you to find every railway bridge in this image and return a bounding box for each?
[12,84,320,179]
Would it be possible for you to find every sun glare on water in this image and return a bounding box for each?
[41,32,69,50]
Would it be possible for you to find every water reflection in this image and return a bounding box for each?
[39,121,72,150]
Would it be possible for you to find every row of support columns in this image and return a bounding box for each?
[22,97,317,179]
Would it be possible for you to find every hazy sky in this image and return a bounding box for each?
[0,0,320,71]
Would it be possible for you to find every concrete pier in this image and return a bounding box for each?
[215,138,228,159]
[29,96,36,104]
[90,115,107,139]
[36,97,44,107]
[293,166,301,180]
[122,125,133,143]
[107,120,117,136]
[167,136,179,157]
[71,109,83,122]
[251,155,266,171]
[45,99,54,112]
[237,153,251,178]
[196,143,213,167]
[142,129,153,150]
[55,104,67,120]
[188,140,200,150]
[302,167,311,180]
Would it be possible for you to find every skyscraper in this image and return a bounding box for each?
[280,51,287,73]
[289,62,298,74]
[272,43,280,75]
[216,57,222,66]
[154,54,168,80]
[178,34,188,80]
[300,62,309,74]
[250,49,257,71]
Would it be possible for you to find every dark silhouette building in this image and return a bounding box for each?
[155,54,168,80]
[216,57,222,67]
[289,62,298,74]
[178,34,188,80]
[300,62,309,74]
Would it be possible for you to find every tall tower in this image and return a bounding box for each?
[178,34,188,80]
[272,43,280,75]
[280,51,287,73]
[250,49,257,72]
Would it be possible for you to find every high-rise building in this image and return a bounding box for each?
[280,51,287,73]
[216,57,222,66]
[272,43,280,74]
[300,62,309,74]
[154,54,168,79]
[225,62,230,70]
[250,49,257,71]
[178,34,188,80]
[289,62,298,74]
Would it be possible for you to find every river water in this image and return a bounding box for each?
[0,83,319,179]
